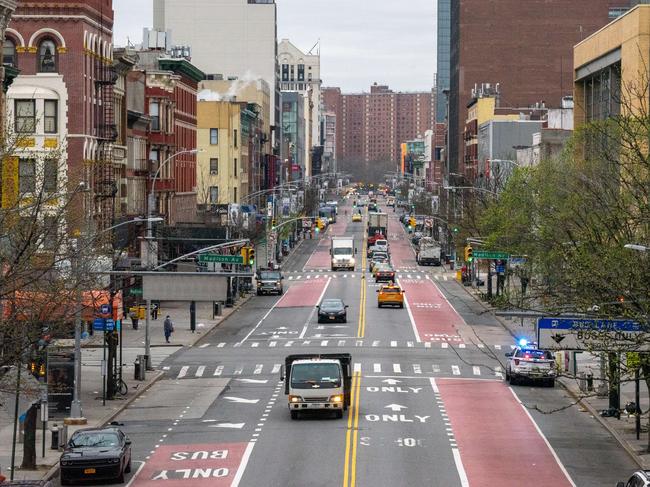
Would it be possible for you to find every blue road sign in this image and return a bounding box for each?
[538,317,642,332]
[538,316,649,351]
[93,318,105,331]
[104,319,115,332]
[100,304,111,315]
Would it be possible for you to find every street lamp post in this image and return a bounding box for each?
[69,216,163,421]
[144,149,199,369]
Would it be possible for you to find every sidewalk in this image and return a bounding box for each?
[455,275,650,469]
[0,298,251,482]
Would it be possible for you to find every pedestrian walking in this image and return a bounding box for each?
[129,308,139,330]
[151,302,159,320]
[163,315,174,343]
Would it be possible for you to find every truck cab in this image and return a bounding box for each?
[282,354,352,419]
[330,237,356,271]
[256,268,284,295]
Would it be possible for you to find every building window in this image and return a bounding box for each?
[38,39,57,73]
[210,158,218,174]
[209,186,218,204]
[44,100,58,133]
[234,129,238,148]
[43,158,58,192]
[3,39,16,67]
[298,64,305,81]
[15,99,35,133]
[210,128,218,145]
[290,65,294,82]
[233,157,238,176]
[19,158,35,193]
[298,83,304,91]
[150,100,160,131]
[308,72,312,82]
[233,187,237,201]
[282,64,289,82]
[42,216,58,251]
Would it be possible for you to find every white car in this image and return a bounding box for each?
[617,471,650,486]
[505,344,556,387]
[373,239,389,254]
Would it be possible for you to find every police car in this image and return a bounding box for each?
[617,470,650,486]
[505,340,556,387]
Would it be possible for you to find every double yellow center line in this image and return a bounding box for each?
[342,370,362,487]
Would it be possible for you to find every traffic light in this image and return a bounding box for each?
[453,227,459,234]
[248,247,255,266]
[408,217,416,229]
[464,246,474,263]
[241,246,249,263]
[271,219,277,230]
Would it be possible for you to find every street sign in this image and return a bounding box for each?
[473,251,510,260]
[424,218,433,228]
[537,317,650,351]
[93,318,115,331]
[100,304,111,315]
[129,287,143,296]
[198,254,244,264]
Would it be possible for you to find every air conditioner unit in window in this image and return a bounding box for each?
[210,170,218,175]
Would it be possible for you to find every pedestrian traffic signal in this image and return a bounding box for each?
[248,247,255,266]
[465,246,474,263]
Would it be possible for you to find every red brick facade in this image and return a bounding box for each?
[323,84,434,168]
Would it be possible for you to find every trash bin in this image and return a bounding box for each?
[578,371,587,392]
[449,261,455,270]
[134,355,145,381]
[51,425,59,450]
[215,302,223,317]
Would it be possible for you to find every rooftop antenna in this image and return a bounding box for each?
[308,39,320,56]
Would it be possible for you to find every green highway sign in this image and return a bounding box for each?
[198,254,244,264]
[473,251,510,260]
[129,288,143,296]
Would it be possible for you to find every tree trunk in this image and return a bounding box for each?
[20,403,37,469]
[641,363,650,452]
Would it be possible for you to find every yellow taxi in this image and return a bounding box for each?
[377,284,405,308]
[352,213,362,222]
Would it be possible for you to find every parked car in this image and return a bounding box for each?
[317,298,348,323]
[505,344,557,387]
[59,427,132,485]
[617,471,650,486]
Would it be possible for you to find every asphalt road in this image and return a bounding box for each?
[50,198,637,487]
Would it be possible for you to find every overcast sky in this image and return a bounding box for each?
[112,0,436,92]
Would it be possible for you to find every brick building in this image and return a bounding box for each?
[323,83,434,169]
[7,0,117,232]
[447,0,628,177]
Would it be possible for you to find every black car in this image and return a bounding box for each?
[60,427,132,485]
[317,299,348,323]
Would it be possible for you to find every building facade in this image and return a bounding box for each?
[435,0,450,123]
[323,83,434,168]
[448,0,624,177]
[7,0,116,233]
[280,91,305,181]
[278,39,321,178]
[152,0,279,140]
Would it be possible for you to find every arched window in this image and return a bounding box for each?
[3,38,16,67]
[38,39,57,73]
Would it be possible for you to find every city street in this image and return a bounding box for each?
[50,202,636,487]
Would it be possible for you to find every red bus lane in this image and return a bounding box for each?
[437,379,574,487]
[386,215,417,268]
[131,442,253,486]
[399,278,463,343]
[276,278,330,308]
[303,218,349,270]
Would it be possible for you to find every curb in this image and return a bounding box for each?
[42,370,165,481]
[455,280,519,340]
[557,378,648,469]
[190,295,252,347]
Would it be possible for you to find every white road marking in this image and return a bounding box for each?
[372,340,380,347]
[217,343,226,348]
[398,278,422,343]
[407,341,414,348]
[254,364,263,374]
[269,341,277,347]
[473,366,481,376]
[237,378,268,384]
[272,364,281,374]
[424,342,431,348]
[285,341,294,347]
[338,340,346,346]
[321,340,329,346]
[442,342,449,349]
[234,366,243,375]
[458,343,466,349]
[477,343,485,349]
[452,449,470,487]
[251,342,259,348]
[199,343,209,348]
[373,363,382,373]
[393,364,402,373]
[224,397,260,404]
[307,275,312,279]
[195,366,205,377]
[213,366,224,376]
[231,442,256,487]
[354,363,361,373]
[390,341,397,347]
[177,366,189,379]
[495,366,503,379]
[495,345,502,350]
[209,423,246,429]
[299,277,332,339]
[429,377,439,393]
[452,365,461,375]
[413,364,422,374]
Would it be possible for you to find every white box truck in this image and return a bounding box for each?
[417,237,442,266]
[330,236,356,271]
[282,354,352,420]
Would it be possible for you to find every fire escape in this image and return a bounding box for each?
[93,52,118,232]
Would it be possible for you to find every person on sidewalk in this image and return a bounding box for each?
[151,302,159,320]
[164,315,174,343]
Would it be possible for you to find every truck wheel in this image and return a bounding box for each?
[257,290,262,296]
[399,303,404,308]
[335,410,343,419]
[278,288,284,295]
[291,410,299,420]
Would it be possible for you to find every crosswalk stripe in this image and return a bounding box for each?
[443,276,448,281]
[477,343,485,349]
[343,274,348,278]
[254,364,263,374]
[272,364,281,374]
[473,366,481,376]
[407,274,412,278]
[356,340,364,347]
[234,366,243,375]
[372,340,380,347]
[214,366,224,376]
[458,343,466,349]
[321,340,329,347]
[432,364,441,373]
[413,364,422,374]
[434,275,440,280]
[217,343,226,348]
[373,363,381,373]
[495,345,502,350]
[407,341,414,348]
[296,275,302,280]
[302,341,311,345]
[390,341,397,347]
[393,364,402,373]
[251,342,259,348]
[307,275,312,279]
[495,366,503,378]
[338,340,346,346]
[424,342,432,348]
[177,366,189,379]
[452,365,461,375]
[285,341,294,347]
[269,341,277,347]
[441,342,449,349]
[354,363,361,373]
[288,276,294,280]
[199,343,210,349]
[195,366,205,377]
